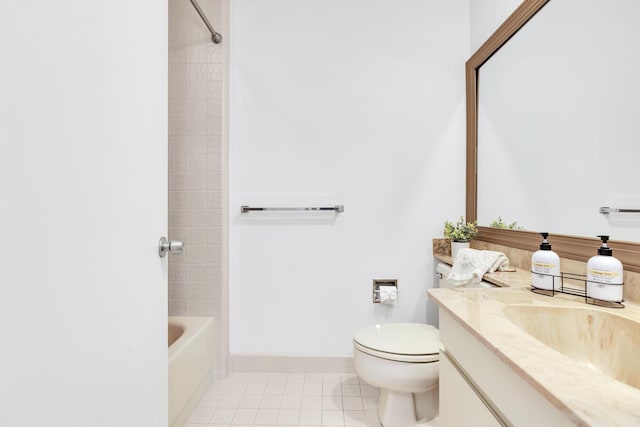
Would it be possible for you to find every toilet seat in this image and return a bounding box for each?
[353,323,441,363]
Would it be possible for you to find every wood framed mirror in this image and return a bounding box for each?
[465,0,640,273]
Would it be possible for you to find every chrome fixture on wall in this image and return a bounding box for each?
[240,205,344,213]
[188,0,223,44]
[599,207,640,215]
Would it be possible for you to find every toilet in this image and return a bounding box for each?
[353,263,493,427]
[353,323,440,427]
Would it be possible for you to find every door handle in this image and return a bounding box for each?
[158,237,184,258]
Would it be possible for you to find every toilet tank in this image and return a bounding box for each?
[436,263,495,289]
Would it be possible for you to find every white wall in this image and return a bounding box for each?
[230,0,470,356]
[0,1,168,426]
[471,0,522,52]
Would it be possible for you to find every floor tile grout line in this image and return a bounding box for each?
[186,372,381,427]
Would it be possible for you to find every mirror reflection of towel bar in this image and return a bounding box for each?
[241,205,344,213]
[600,207,640,214]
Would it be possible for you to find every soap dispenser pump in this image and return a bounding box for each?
[531,232,561,290]
[586,235,623,302]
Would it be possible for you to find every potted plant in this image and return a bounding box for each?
[490,216,524,230]
[443,217,478,258]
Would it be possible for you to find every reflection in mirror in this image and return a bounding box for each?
[477,0,640,242]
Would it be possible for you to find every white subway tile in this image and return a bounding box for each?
[206,173,223,191]
[189,227,207,245]
[189,210,207,227]
[169,154,189,173]
[189,63,207,81]
[169,173,189,191]
[188,299,214,316]
[169,299,188,316]
[189,191,207,209]
[169,63,188,83]
[207,63,223,81]
[206,80,223,100]
[169,82,188,100]
[169,136,189,154]
[189,153,208,172]
[207,117,223,136]
[169,209,189,228]
[168,282,188,300]
[188,281,213,300]
[206,44,223,64]
[169,118,188,137]
[189,136,208,153]
[207,99,223,117]
[169,263,188,282]
[187,173,207,191]
[169,191,189,209]
[169,99,189,119]
[188,45,207,64]
[188,80,207,100]
[168,227,189,242]
[189,264,215,282]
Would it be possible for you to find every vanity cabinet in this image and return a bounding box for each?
[438,310,575,427]
[439,351,502,427]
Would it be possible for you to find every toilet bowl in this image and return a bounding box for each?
[353,322,441,427]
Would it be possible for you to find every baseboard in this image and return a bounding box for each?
[230,354,355,374]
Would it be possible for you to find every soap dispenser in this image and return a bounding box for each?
[531,232,561,290]
[586,235,623,302]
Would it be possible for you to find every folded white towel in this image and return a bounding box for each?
[448,248,511,286]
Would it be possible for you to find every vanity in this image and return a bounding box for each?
[433,0,640,423]
[430,244,640,426]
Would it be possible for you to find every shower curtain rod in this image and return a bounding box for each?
[188,0,223,44]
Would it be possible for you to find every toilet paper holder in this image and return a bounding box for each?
[373,279,398,303]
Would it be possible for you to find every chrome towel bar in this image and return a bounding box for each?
[241,205,344,213]
[600,207,640,214]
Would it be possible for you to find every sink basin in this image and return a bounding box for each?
[503,305,640,389]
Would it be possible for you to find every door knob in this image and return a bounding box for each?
[158,237,184,258]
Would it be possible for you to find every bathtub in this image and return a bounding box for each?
[169,316,215,427]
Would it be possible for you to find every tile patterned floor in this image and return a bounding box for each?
[184,373,381,427]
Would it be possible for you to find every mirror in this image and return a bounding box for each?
[477,0,640,241]
[466,0,640,272]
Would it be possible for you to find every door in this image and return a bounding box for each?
[0,1,168,426]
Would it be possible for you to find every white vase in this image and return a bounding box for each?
[451,241,470,259]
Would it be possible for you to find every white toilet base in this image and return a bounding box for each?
[377,386,438,427]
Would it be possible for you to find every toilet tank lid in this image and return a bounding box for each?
[436,262,453,276]
[353,323,441,356]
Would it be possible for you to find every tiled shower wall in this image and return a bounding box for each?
[168,0,229,377]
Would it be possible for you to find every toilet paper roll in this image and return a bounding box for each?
[378,285,397,305]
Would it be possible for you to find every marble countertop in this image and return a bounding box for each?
[429,286,640,426]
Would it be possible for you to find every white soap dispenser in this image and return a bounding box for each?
[586,235,623,302]
[531,232,561,290]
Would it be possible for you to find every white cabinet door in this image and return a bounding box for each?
[0,1,168,426]
[440,353,503,427]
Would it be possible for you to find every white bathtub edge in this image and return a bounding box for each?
[169,316,215,427]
